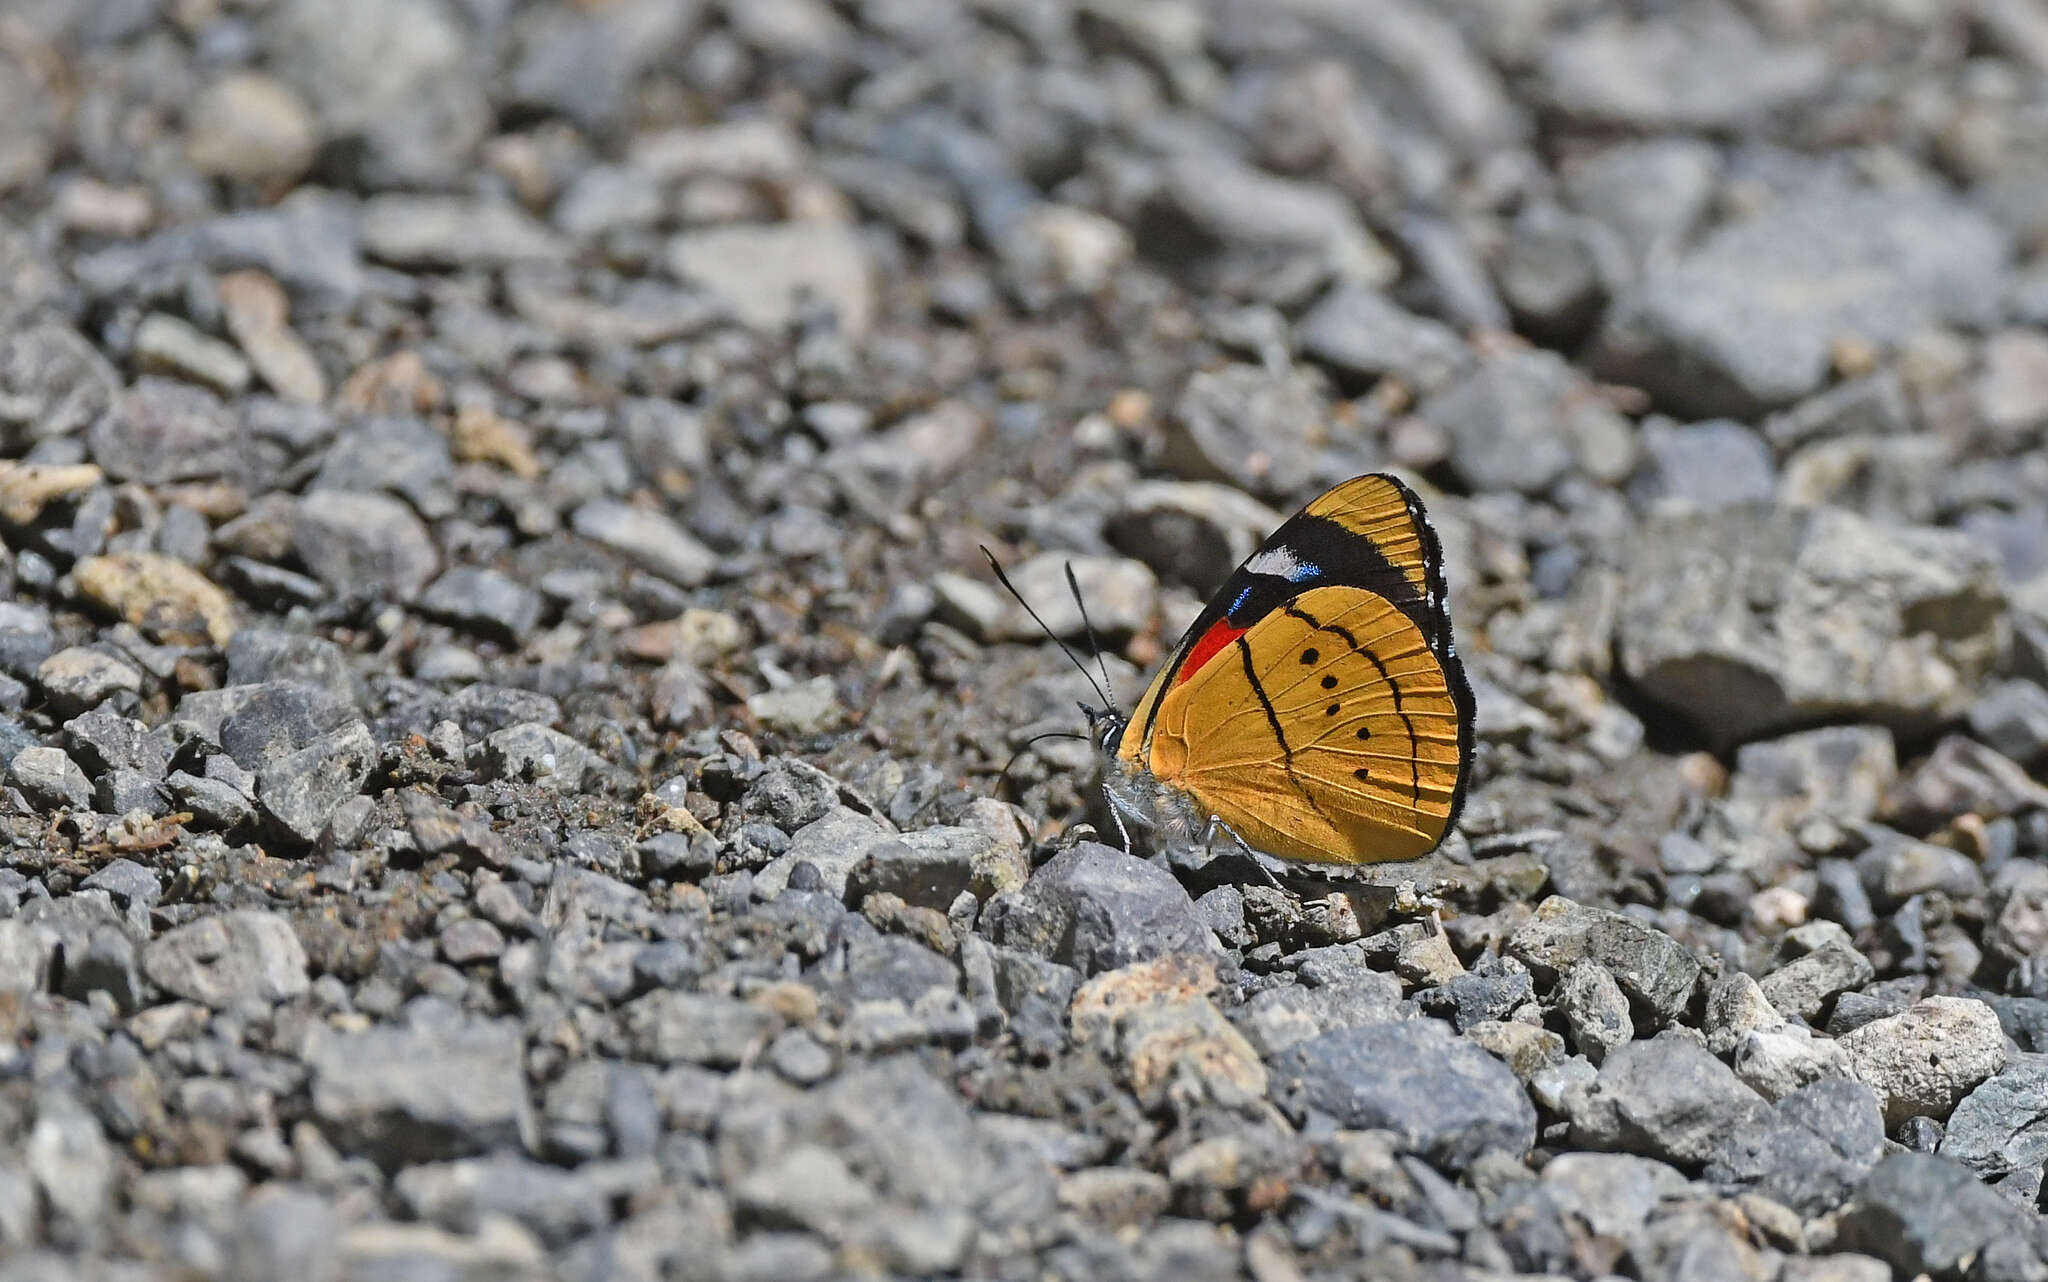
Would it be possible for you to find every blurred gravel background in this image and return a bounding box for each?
[2,0,2048,1279]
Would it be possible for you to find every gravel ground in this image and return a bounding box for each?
[2,1,2048,1279]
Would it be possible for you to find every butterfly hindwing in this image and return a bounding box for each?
[1115,473,1474,864]
[1148,585,1464,863]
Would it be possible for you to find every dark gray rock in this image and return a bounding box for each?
[143,909,310,1007]
[1507,896,1701,1025]
[167,770,255,829]
[615,991,780,1067]
[1555,960,1633,1064]
[291,489,440,602]
[224,628,359,706]
[989,946,1079,1060]
[1941,1054,2048,1179]
[61,708,168,779]
[97,771,165,818]
[394,1153,614,1247]
[1417,959,1534,1033]
[1420,350,1581,496]
[257,720,377,845]
[1835,1151,2032,1278]
[304,1010,530,1172]
[478,723,605,794]
[1161,364,1325,500]
[1969,679,2048,768]
[7,746,89,811]
[1616,506,2003,747]
[0,603,54,681]
[1294,284,1467,393]
[88,376,245,485]
[420,567,545,643]
[1269,1019,1536,1171]
[1627,419,1775,514]
[1703,1076,1886,1216]
[982,841,1222,977]
[309,416,454,519]
[1540,8,1825,131]
[1568,1030,1773,1169]
[1593,189,2009,417]
[1237,974,1405,1057]
[1758,938,1874,1022]
[220,680,354,770]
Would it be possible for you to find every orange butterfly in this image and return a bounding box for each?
[1002,474,1474,865]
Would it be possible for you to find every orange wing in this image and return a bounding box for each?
[1144,585,1465,864]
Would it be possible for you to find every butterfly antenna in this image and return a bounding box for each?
[1064,561,1122,717]
[980,547,1116,712]
[993,730,1088,797]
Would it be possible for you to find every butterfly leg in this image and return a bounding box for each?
[1200,815,1281,889]
[1101,784,1133,853]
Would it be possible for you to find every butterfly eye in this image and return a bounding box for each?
[1300,648,1318,664]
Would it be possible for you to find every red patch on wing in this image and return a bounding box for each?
[1176,619,1247,686]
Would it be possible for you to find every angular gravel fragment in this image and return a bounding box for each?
[1269,1019,1536,1171]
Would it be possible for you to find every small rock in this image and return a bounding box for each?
[1939,1054,2048,1179]
[1270,1019,1536,1170]
[669,221,875,337]
[1162,364,1325,499]
[1835,1151,2032,1278]
[132,313,251,396]
[36,647,143,714]
[984,553,1157,643]
[1702,1076,1885,1218]
[143,910,309,1007]
[1056,1167,1171,1230]
[1594,189,2009,417]
[1295,284,1468,393]
[74,552,237,647]
[1508,896,1701,1026]
[746,677,844,736]
[1731,1023,1857,1102]
[361,195,567,269]
[305,1013,531,1171]
[419,567,545,644]
[1839,996,2009,1126]
[1628,419,1776,514]
[616,991,780,1067]
[1422,349,1582,495]
[983,841,1222,977]
[184,73,318,182]
[1555,960,1633,1064]
[7,746,89,811]
[1759,938,1875,1022]
[257,720,378,845]
[1968,679,2048,768]
[1104,480,1284,594]
[571,499,718,588]
[1568,1030,1772,1168]
[292,490,440,602]
[1540,8,1825,131]
[1617,506,2003,747]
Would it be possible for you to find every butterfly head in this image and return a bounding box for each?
[1079,700,1127,757]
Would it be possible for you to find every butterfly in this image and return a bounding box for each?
[996,474,1475,865]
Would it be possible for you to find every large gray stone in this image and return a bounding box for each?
[1939,1053,2048,1179]
[144,910,310,1007]
[1568,1030,1772,1169]
[1592,189,2009,417]
[1617,505,2003,748]
[1508,896,1701,1026]
[305,1012,530,1171]
[1835,1152,2032,1278]
[1269,1019,1536,1171]
[983,842,1222,977]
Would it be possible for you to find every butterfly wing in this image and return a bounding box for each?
[1115,473,1473,863]
[1147,585,1465,862]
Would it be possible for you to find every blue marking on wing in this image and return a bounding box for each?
[1229,586,1252,615]
[1287,561,1322,582]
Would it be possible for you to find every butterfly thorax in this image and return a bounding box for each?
[1098,728,1207,848]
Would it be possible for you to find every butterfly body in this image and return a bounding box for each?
[1097,474,1475,866]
